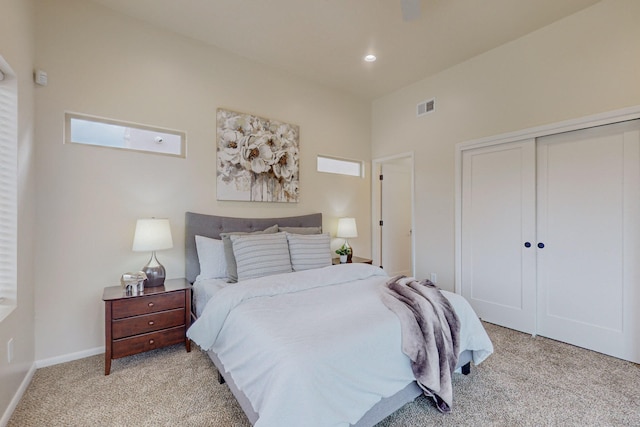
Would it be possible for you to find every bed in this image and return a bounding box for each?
[185,211,493,427]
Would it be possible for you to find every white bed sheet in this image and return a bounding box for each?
[188,264,493,427]
[193,277,231,317]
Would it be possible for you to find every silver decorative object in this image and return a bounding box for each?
[121,271,147,296]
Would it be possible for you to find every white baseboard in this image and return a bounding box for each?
[35,346,105,369]
[0,362,36,427]
[0,346,105,426]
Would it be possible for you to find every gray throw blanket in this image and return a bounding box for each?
[380,275,460,413]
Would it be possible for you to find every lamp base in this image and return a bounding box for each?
[142,252,166,287]
[343,240,353,262]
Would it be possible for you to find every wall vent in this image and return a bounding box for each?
[417,98,435,117]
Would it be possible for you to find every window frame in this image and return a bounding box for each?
[316,154,364,178]
[64,112,187,158]
[0,56,18,322]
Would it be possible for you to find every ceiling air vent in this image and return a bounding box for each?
[417,98,435,117]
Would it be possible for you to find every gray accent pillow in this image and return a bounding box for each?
[278,226,322,235]
[230,232,292,281]
[220,224,279,283]
[286,232,332,271]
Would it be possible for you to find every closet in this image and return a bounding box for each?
[459,118,640,363]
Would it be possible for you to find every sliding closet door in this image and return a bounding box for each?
[461,139,537,334]
[537,120,640,363]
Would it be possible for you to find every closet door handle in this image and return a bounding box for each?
[538,242,545,249]
[524,242,531,248]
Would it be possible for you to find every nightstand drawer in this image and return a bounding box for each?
[112,326,186,359]
[112,291,185,319]
[103,279,192,375]
[111,308,185,339]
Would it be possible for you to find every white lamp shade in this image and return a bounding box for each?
[132,218,173,252]
[336,217,358,238]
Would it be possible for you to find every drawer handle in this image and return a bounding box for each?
[148,321,154,325]
[149,339,155,345]
[148,302,154,307]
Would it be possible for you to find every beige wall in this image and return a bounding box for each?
[372,0,640,291]
[6,0,638,412]
[33,0,371,361]
[0,0,37,420]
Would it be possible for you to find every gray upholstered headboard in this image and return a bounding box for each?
[185,211,323,283]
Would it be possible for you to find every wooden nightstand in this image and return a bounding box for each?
[102,278,192,375]
[332,256,373,265]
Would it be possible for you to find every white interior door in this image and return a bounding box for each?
[537,120,640,363]
[461,139,537,334]
[380,157,413,277]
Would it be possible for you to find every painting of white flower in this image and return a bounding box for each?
[216,109,299,202]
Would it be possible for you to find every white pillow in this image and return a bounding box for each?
[195,235,228,280]
[286,232,331,271]
[230,232,292,281]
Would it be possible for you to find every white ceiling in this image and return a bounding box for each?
[89,0,600,100]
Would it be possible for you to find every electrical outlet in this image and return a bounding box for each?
[7,338,13,363]
[430,273,437,284]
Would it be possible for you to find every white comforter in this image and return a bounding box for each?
[187,264,493,427]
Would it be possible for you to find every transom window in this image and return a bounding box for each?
[317,155,364,177]
[65,112,186,157]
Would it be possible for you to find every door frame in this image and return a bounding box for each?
[371,152,415,276]
[455,104,640,295]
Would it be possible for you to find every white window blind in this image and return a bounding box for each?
[0,56,17,322]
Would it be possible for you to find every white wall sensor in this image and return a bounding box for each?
[34,69,48,86]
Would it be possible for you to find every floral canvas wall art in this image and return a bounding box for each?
[216,109,299,202]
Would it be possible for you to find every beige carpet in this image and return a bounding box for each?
[9,323,640,426]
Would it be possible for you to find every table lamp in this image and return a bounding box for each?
[132,218,173,287]
[337,217,358,261]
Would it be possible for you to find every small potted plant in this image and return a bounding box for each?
[336,245,351,264]
[335,246,349,263]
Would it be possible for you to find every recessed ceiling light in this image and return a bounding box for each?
[364,54,377,62]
